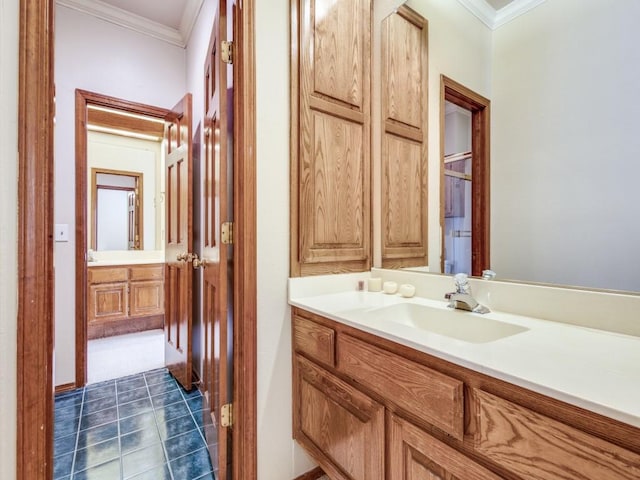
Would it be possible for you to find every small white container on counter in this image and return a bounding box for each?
[383,281,398,294]
[399,284,416,298]
[367,277,382,292]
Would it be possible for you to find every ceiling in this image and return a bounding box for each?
[56,0,204,47]
[57,0,544,47]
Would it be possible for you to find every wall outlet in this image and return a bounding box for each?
[55,224,69,242]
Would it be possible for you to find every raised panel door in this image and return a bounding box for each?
[294,355,384,480]
[388,413,503,480]
[381,6,428,269]
[164,93,194,390]
[293,0,371,276]
[129,280,164,317]
[88,282,128,324]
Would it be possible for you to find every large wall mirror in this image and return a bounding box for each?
[90,169,143,250]
[86,105,165,253]
[376,0,640,293]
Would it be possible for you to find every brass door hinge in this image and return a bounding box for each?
[221,221,234,244]
[221,41,233,64]
[221,403,233,427]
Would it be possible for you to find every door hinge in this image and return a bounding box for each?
[221,40,234,64]
[221,403,233,427]
[221,221,234,244]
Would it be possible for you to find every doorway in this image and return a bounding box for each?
[440,76,491,277]
[17,1,257,479]
[75,90,171,387]
[82,99,169,384]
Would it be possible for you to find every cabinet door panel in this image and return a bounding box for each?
[292,0,371,276]
[88,282,128,323]
[389,413,503,480]
[473,389,640,480]
[294,355,384,480]
[129,280,164,317]
[381,7,428,268]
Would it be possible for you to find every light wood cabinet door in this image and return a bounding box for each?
[381,5,428,269]
[88,282,128,324]
[389,413,503,480]
[294,355,384,480]
[291,0,372,276]
[129,280,164,317]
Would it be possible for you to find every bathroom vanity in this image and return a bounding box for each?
[289,274,640,480]
[87,262,164,338]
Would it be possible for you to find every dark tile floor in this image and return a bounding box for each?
[54,368,215,480]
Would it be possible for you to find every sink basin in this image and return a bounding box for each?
[353,303,528,343]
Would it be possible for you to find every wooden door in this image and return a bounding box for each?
[164,94,194,390]
[201,1,233,477]
[388,413,503,480]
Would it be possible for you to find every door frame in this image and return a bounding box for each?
[74,89,171,388]
[440,75,491,276]
[16,1,257,479]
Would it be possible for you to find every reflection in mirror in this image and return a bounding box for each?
[91,169,142,250]
[377,0,640,293]
[86,116,164,253]
[443,102,472,276]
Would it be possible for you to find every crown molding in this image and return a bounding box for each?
[457,0,546,30]
[56,0,194,47]
[179,0,204,46]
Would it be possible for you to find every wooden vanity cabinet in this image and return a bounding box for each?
[291,307,640,480]
[88,263,164,339]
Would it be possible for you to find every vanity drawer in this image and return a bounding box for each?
[88,267,128,284]
[129,264,164,281]
[472,389,640,480]
[337,334,464,439]
[293,315,335,367]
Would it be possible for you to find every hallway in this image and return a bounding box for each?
[53,369,214,479]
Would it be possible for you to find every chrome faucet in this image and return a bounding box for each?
[446,273,491,314]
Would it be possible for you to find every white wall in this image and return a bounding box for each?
[255,0,316,477]
[491,0,640,291]
[0,0,18,477]
[54,5,187,385]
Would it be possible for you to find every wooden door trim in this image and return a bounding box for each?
[232,0,258,477]
[439,76,491,277]
[17,1,55,479]
[75,89,170,389]
[19,3,257,480]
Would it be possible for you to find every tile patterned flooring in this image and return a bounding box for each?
[54,368,215,480]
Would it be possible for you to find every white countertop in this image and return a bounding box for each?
[88,259,163,266]
[290,290,640,428]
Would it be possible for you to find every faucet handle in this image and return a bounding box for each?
[482,269,496,280]
[453,273,471,294]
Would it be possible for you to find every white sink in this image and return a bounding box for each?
[347,303,529,343]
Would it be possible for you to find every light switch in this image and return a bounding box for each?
[55,224,69,242]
